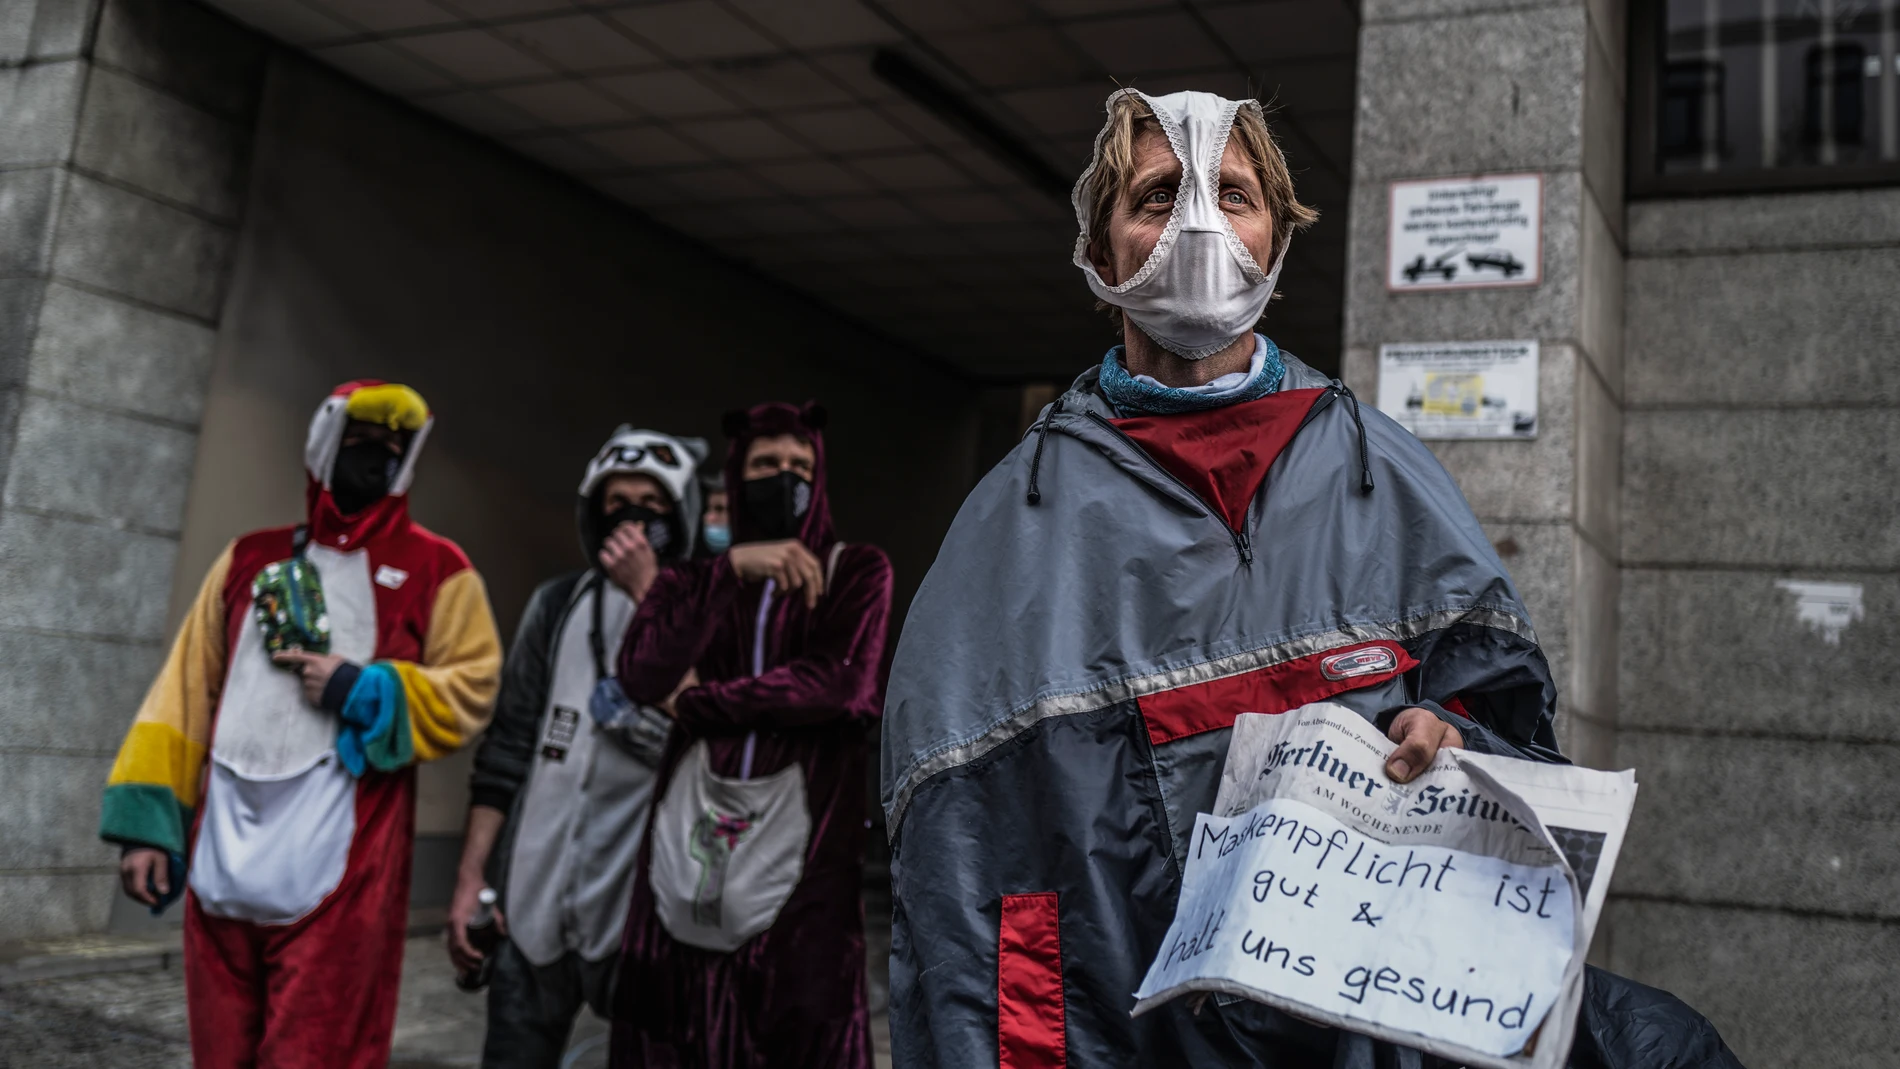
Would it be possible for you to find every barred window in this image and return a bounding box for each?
[1632,0,1900,195]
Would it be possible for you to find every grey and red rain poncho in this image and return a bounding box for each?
[881,357,1742,1067]
[611,402,894,1069]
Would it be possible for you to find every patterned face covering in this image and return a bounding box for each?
[252,558,330,665]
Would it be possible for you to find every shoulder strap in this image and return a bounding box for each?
[586,571,609,680]
[826,542,846,590]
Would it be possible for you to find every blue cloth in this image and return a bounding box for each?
[336,662,412,777]
[1098,333,1285,416]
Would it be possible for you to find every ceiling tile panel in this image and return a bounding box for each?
[308,0,455,34]
[933,26,1095,87]
[692,116,805,160]
[650,164,781,201]
[725,200,836,234]
[591,69,741,117]
[875,0,1036,34]
[491,14,658,72]
[920,190,1025,225]
[658,204,756,240]
[817,195,927,229]
[872,100,969,149]
[397,28,556,82]
[995,83,1115,137]
[707,55,854,109]
[434,0,576,15]
[790,233,890,262]
[608,1,777,59]
[1061,12,1226,75]
[948,147,1030,187]
[586,124,710,166]
[851,151,970,191]
[753,158,873,196]
[998,186,1074,225]
[492,81,633,126]
[509,131,624,173]
[807,49,901,101]
[960,221,1073,256]
[1032,0,1174,14]
[590,172,698,210]
[212,0,355,46]
[727,0,904,49]
[779,107,915,153]
[314,40,457,94]
[414,89,546,134]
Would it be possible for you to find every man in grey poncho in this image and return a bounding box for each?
[881,90,1741,1068]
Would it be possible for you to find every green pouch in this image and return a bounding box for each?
[252,552,329,664]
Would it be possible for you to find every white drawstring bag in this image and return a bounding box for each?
[647,545,844,952]
[648,739,810,951]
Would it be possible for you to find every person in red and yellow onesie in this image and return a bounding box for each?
[100,380,503,1069]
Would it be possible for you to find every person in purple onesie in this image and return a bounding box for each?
[609,400,894,1069]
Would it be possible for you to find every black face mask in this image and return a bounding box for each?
[602,504,684,561]
[742,471,811,542]
[331,441,401,515]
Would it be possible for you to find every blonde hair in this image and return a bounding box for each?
[1080,93,1317,328]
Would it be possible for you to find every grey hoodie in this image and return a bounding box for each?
[469,427,706,968]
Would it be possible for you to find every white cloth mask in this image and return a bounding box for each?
[1072,89,1292,360]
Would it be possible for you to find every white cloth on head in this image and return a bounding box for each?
[1073,89,1292,360]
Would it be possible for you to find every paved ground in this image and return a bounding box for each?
[1,924,893,1069]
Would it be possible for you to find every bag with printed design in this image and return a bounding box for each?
[648,740,811,951]
[645,544,844,952]
[252,527,329,663]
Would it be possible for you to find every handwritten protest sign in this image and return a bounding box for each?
[1134,704,1636,1069]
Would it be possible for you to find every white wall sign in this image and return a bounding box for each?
[1378,341,1539,440]
[1387,174,1542,291]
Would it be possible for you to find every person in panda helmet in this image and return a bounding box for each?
[450,426,708,1068]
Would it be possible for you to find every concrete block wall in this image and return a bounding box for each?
[1342,0,1627,772]
[1606,188,1900,1068]
[0,0,263,939]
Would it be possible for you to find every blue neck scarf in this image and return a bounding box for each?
[1097,334,1286,416]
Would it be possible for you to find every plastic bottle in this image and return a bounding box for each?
[455,887,501,992]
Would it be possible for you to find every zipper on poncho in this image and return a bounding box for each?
[1082,410,1254,566]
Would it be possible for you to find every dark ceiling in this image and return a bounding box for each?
[204,0,1359,380]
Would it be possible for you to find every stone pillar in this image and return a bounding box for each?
[0,0,263,940]
[1341,0,1626,776]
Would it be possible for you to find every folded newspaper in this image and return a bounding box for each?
[1133,702,1637,1069]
